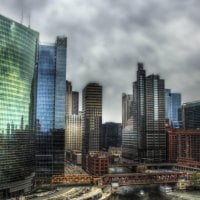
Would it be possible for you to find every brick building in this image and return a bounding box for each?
[167,128,200,167]
[86,152,109,176]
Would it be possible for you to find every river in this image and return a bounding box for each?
[108,185,200,200]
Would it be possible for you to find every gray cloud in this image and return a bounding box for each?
[1,0,200,122]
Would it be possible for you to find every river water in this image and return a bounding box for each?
[108,185,200,200]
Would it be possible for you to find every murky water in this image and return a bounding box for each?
[108,185,200,200]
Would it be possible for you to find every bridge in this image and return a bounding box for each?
[51,174,94,185]
[102,171,189,186]
[110,162,176,168]
[51,171,192,186]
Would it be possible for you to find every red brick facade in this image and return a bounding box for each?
[86,152,109,176]
[167,128,200,167]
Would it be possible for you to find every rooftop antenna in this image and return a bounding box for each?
[20,0,24,24]
[28,11,31,28]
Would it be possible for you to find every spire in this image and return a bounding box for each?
[137,62,144,70]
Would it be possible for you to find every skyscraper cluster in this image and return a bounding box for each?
[0,13,68,198]
[122,62,200,167]
[122,63,183,163]
[0,13,105,198]
[1,12,200,199]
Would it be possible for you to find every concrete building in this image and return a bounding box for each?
[71,150,82,165]
[82,83,102,169]
[108,147,122,164]
[65,114,82,152]
[0,14,39,198]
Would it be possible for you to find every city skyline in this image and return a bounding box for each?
[1,0,200,123]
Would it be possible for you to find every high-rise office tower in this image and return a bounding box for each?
[65,81,81,155]
[0,15,39,198]
[132,63,166,162]
[82,83,102,169]
[165,89,182,128]
[66,81,79,115]
[145,74,166,162]
[121,93,136,160]
[182,101,200,129]
[65,115,82,151]
[136,63,146,160]
[36,36,67,177]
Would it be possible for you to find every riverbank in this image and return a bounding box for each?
[24,185,112,200]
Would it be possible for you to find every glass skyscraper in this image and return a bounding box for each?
[146,74,166,162]
[165,89,182,128]
[121,93,136,160]
[36,37,67,178]
[0,15,39,198]
[182,101,200,129]
[132,63,166,162]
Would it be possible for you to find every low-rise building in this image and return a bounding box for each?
[86,152,109,176]
[108,147,122,164]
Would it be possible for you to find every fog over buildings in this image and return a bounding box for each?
[1,0,200,122]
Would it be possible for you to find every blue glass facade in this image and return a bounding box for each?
[36,45,55,133]
[171,93,182,127]
[0,14,39,198]
[36,37,67,178]
[165,89,182,128]
[55,38,67,129]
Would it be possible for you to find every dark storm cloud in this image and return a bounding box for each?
[1,0,200,122]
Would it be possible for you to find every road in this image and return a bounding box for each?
[29,187,77,200]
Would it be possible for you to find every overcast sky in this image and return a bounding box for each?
[1,0,200,123]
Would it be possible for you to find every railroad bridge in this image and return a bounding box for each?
[51,171,191,186]
[102,171,189,186]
